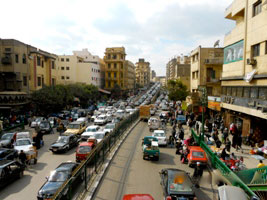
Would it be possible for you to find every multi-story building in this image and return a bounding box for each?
[0,39,57,111]
[166,58,177,81]
[103,47,127,90]
[221,0,267,142]
[57,49,101,88]
[176,56,191,90]
[190,46,224,113]
[135,58,150,87]
[151,70,156,81]
[125,60,135,91]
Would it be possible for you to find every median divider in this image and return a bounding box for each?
[52,110,140,200]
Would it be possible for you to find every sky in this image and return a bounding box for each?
[0,0,235,76]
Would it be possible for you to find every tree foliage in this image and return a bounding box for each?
[31,84,99,115]
[111,84,122,99]
[167,79,189,101]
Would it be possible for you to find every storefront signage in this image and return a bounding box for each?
[224,40,244,64]
[208,101,221,111]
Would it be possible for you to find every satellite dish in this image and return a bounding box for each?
[214,40,220,48]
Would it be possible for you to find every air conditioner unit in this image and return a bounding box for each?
[247,58,257,65]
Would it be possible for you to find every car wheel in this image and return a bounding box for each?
[155,156,159,161]
[143,155,146,160]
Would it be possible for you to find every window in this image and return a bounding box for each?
[5,48,11,52]
[232,87,237,96]
[207,87,212,96]
[259,87,267,100]
[114,63,117,68]
[51,61,55,69]
[107,54,111,59]
[121,73,123,78]
[42,76,44,86]
[121,82,123,87]
[37,56,41,66]
[66,67,70,70]
[66,76,70,80]
[15,54,19,63]
[108,72,111,77]
[108,63,111,68]
[121,65,123,69]
[222,87,227,95]
[237,87,243,97]
[61,58,64,62]
[61,67,64,70]
[244,87,250,98]
[121,54,123,59]
[52,78,56,86]
[114,72,117,78]
[22,54,26,64]
[23,76,27,86]
[227,87,232,96]
[108,81,111,87]
[250,87,258,98]
[112,54,117,59]
[61,76,65,80]
[66,58,69,62]
[252,44,260,57]
[253,1,262,17]
[41,60,44,67]
[37,77,41,86]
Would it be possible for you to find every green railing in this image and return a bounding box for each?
[0,123,25,135]
[52,110,140,200]
[191,129,258,199]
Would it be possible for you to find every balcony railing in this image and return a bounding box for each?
[206,77,220,83]
[204,58,223,65]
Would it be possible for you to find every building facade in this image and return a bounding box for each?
[125,60,135,91]
[166,58,177,81]
[135,58,150,87]
[221,0,267,142]
[176,56,191,91]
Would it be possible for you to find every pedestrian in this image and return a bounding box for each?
[221,148,229,160]
[232,132,238,149]
[222,128,228,144]
[257,160,265,168]
[19,150,27,167]
[192,162,203,188]
[226,138,231,152]
[177,123,184,140]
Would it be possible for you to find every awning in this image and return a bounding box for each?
[98,88,111,94]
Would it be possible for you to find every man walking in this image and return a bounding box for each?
[192,162,203,188]
[19,150,27,167]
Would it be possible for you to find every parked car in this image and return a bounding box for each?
[81,125,101,141]
[76,138,97,162]
[0,148,18,161]
[31,117,46,128]
[0,160,25,188]
[50,134,80,153]
[159,168,196,200]
[65,121,86,135]
[103,123,116,135]
[0,132,17,148]
[93,131,105,143]
[94,114,108,126]
[37,162,80,200]
[148,117,161,132]
[152,130,167,146]
[187,146,208,167]
[14,132,38,164]
[36,121,53,134]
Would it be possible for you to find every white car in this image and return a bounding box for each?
[81,125,101,141]
[103,123,116,134]
[94,114,108,125]
[116,109,125,119]
[152,130,167,146]
[125,106,133,113]
[30,117,46,128]
[105,106,114,112]
[93,131,105,143]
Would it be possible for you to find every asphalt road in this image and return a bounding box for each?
[0,126,77,200]
[92,121,217,200]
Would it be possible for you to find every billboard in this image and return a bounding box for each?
[224,40,244,64]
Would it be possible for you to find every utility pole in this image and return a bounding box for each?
[198,86,207,143]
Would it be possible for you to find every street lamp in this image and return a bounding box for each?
[198,86,207,143]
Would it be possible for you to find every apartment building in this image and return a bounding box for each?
[176,56,191,90]
[57,49,101,88]
[190,46,224,113]
[125,60,135,91]
[166,58,177,81]
[135,58,150,87]
[221,0,267,142]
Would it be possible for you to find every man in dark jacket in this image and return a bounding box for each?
[193,162,203,187]
[19,150,27,166]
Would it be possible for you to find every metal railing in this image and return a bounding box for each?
[0,123,25,135]
[191,129,258,199]
[52,110,140,200]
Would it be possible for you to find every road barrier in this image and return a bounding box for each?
[191,129,259,199]
[52,110,140,200]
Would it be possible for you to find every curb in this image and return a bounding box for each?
[85,119,140,200]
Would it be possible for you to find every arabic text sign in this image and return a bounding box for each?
[224,40,244,64]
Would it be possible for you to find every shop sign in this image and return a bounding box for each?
[208,101,221,111]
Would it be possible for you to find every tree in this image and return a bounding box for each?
[111,84,122,99]
[167,79,189,101]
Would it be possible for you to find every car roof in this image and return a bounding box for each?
[56,162,77,171]
[123,194,154,200]
[154,130,165,133]
[70,121,83,125]
[188,146,204,151]
[87,125,99,129]
[0,160,16,168]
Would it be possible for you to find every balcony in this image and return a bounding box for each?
[204,59,223,65]
[206,77,220,84]
[106,77,118,81]
[1,56,12,65]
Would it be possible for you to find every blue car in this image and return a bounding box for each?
[176,115,186,125]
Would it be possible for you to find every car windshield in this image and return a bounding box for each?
[105,124,115,129]
[168,170,193,194]
[1,133,13,140]
[68,124,80,129]
[98,116,105,120]
[78,146,92,153]
[16,139,31,146]
[192,151,204,158]
[87,127,97,132]
[94,134,104,139]
[48,171,69,182]
[154,132,165,137]
[40,123,49,128]
[36,118,43,122]
[57,136,68,143]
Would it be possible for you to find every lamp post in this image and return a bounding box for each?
[198,87,207,142]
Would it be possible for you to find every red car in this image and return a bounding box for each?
[76,138,97,162]
[187,146,208,167]
[123,194,154,200]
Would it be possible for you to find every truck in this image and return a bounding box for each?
[139,105,151,121]
[142,136,160,161]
